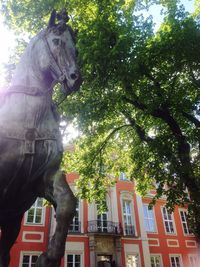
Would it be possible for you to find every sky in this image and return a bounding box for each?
[0,16,15,64]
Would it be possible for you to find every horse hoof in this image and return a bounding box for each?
[36,252,61,267]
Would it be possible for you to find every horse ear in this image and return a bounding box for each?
[48,10,56,28]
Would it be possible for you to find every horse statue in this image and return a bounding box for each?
[0,9,81,267]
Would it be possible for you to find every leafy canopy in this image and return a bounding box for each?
[1,0,200,235]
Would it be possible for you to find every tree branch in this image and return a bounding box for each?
[121,110,153,142]
[138,64,164,98]
[123,96,147,111]
[123,90,196,189]
[182,111,200,127]
[189,69,200,89]
[90,124,132,165]
[143,71,163,98]
[123,95,183,139]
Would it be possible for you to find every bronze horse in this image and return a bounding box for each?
[0,10,81,267]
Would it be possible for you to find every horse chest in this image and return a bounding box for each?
[0,94,52,126]
[24,95,49,127]
[0,94,62,155]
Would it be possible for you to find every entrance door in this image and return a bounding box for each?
[97,255,113,267]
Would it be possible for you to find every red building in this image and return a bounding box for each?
[10,172,199,267]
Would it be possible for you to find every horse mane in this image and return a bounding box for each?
[25,29,47,53]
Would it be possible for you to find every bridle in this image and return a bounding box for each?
[42,28,77,98]
[42,32,67,85]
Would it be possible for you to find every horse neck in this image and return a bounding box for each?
[11,37,53,92]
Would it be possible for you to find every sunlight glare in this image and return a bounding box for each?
[0,15,16,86]
[60,121,79,145]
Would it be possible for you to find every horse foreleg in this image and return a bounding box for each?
[36,171,76,267]
[0,216,23,267]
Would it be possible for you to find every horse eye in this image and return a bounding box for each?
[53,38,60,45]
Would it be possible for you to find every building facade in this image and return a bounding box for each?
[10,172,199,267]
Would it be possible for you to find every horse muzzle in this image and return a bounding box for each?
[60,70,82,95]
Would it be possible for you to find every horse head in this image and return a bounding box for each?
[38,9,82,95]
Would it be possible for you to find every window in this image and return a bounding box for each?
[179,210,192,235]
[170,256,181,267]
[126,254,139,267]
[189,255,197,267]
[162,207,175,234]
[97,205,108,233]
[119,172,128,181]
[21,254,39,267]
[97,212,108,232]
[123,200,135,235]
[25,198,44,224]
[143,205,156,232]
[69,201,80,233]
[151,255,162,267]
[67,254,81,267]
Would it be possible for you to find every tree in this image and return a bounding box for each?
[1,0,200,237]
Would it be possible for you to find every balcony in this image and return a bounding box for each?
[88,220,123,235]
[68,222,81,233]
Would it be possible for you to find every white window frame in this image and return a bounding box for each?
[24,198,45,226]
[126,253,140,267]
[97,209,108,232]
[143,204,157,233]
[122,198,135,236]
[179,209,193,235]
[169,255,183,267]
[150,254,163,267]
[20,251,42,267]
[65,253,83,267]
[162,207,176,234]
